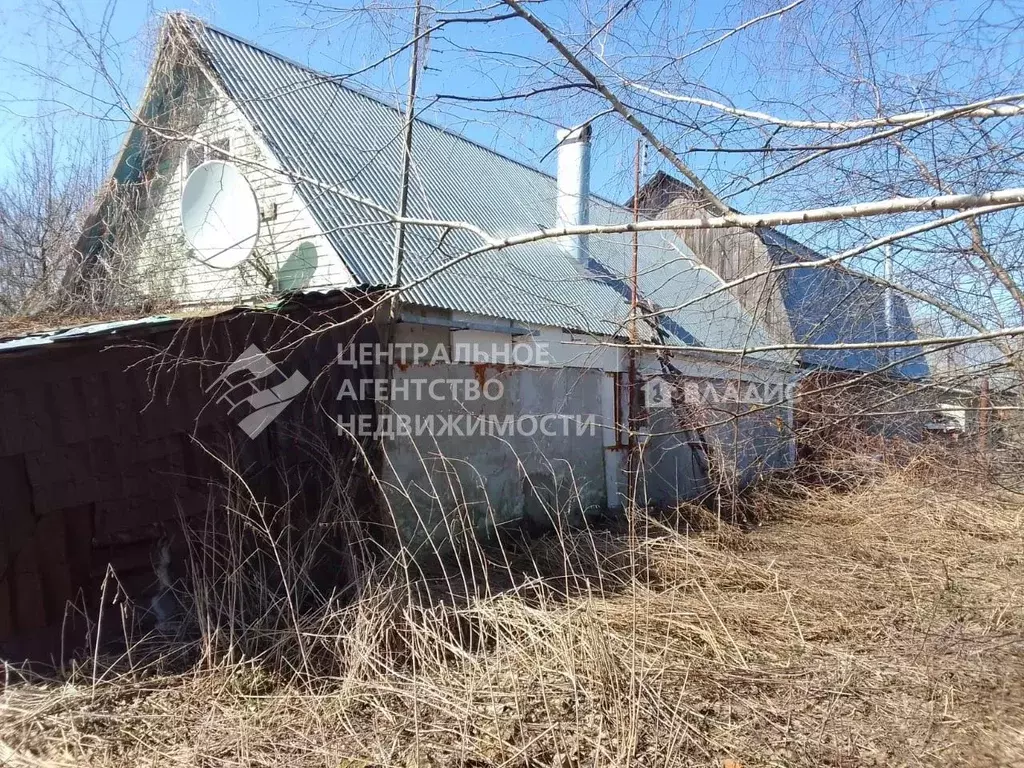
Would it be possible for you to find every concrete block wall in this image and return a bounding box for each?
[377,315,796,556]
[378,321,610,555]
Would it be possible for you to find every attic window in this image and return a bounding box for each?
[211,138,230,161]
[182,138,232,179]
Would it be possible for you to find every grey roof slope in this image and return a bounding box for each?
[182,20,783,362]
[633,172,928,379]
[761,229,928,379]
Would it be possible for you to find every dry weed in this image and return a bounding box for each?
[1,470,1022,767]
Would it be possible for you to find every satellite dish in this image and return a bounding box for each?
[180,160,260,270]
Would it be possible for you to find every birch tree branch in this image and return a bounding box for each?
[622,87,1024,131]
[501,0,732,215]
[385,188,1024,326]
[644,204,1021,323]
[480,188,1024,242]
[679,0,807,62]
[583,324,1024,358]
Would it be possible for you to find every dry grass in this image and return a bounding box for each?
[0,302,221,340]
[2,468,1022,767]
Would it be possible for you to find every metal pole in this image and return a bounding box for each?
[390,0,423,290]
[627,140,642,507]
[631,140,641,342]
[979,376,991,452]
[884,243,894,366]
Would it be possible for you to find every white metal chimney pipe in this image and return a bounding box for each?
[555,123,592,266]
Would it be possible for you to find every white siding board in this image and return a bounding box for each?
[131,72,354,306]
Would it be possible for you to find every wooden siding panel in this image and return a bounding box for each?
[132,72,355,307]
[661,193,793,345]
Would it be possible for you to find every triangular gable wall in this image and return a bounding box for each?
[77,17,355,308]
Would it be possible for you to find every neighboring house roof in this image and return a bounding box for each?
[633,171,929,379]
[761,228,928,378]
[105,17,786,364]
[920,334,1020,394]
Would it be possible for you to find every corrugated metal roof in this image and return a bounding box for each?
[0,315,180,352]
[0,290,369,354]
[186,20,784,362]
[761,229,929,378]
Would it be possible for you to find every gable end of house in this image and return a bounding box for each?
[73,17,356,309]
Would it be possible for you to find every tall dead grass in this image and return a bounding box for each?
[1,464,1022,767]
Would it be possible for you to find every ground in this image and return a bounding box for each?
[1,465,1022,767]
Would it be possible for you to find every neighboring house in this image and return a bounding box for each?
[919,336,1021,444]
[68,15,796,544]
[632,172,930,450]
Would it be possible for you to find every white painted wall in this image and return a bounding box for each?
[386,311,795,518]
[131,72,354,306]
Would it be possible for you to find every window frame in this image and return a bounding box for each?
[181,137,232,182]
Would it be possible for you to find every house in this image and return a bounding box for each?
[632,171,930,455]
[1,15,801,662]
[920,338,1021,445]
[75,12,797,518]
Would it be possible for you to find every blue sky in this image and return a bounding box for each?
[0,0,737,202]
[1,0,1019,223]
[3,0,1021,334]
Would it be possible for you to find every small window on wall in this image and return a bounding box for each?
[183,144,204,177]
[182,138,231,179]
[211,138,230,161]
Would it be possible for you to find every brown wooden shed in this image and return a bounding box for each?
[0,291,382,666]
